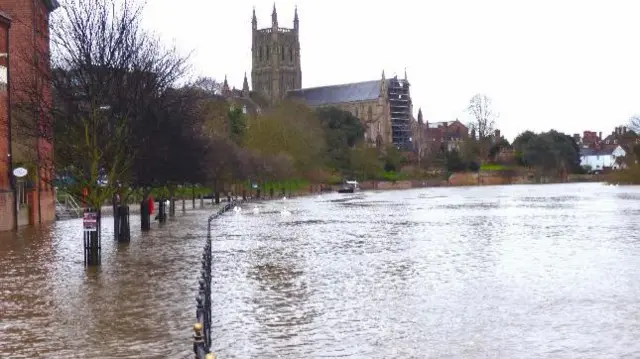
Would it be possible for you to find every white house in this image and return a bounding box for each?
[580,145,626,172]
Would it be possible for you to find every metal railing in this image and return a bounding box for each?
[192,197,254,359]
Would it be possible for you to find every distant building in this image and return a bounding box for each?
[580,145,626,172]
[248,5,413,150]
[0,0,59,231]
[220,74,263,116]
[286,72,414,150]
[414,115,469,155]
[602,126,639,149]
[251,5,301,105]
[581,130,602,148]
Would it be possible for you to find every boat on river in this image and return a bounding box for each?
[337,180,359,193]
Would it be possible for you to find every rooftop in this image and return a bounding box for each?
[286,79,391,106]
[0,11,11,25]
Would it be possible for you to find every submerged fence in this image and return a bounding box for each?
[192,198,253,358]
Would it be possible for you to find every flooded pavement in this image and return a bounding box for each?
[1,183,640,358]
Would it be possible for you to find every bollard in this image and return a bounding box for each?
[193,323,207,358]
[200,195,204,209]
[116,205,131,242]
[140,200,151,231]
[182,198,186,212]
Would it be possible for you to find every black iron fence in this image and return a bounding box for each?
[192,198,253,359]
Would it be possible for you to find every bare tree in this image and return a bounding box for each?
[193,76,223,95]
[14,0,188,210]
[467,93,498,140]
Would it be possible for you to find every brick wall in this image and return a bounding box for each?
[0,191,12,230]
[0,18,8,193]
[0,0,57,228]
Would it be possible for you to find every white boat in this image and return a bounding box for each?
[338,180,360,193]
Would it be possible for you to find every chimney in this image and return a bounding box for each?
[598,132,602,140]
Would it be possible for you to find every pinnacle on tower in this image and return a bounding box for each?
[404,67,408,81]
[252,6,257,29]
[242,72,250,93]
[293,5,299,30]
[381,69,386,80]
[272,3,278,27]
[222,74,230,95]
[417,108,423,124]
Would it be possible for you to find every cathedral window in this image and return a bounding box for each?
[259,47,263,61]
[281,46,285,61]
[266,46,269,58]
[289,49,293,62]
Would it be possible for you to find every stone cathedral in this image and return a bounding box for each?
[251,5,301,105]
[242,5,415,150]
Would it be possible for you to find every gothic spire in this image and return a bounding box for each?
[417,108,423,124]
[404,67,408,81]
[272,3,278,27]
[222,75,230,96]
[242,72,249,93]
[381,69,386,80]
[252,6,257,30]
[293,5,299,30]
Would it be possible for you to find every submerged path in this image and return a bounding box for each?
[1,183,640,358]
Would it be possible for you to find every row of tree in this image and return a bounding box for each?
[11,0,399,212]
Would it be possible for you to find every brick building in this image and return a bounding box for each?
[0,0,58,231]
[414,114,469,156]
[0,11,11,231]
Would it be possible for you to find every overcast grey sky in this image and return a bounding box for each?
[141,0,640,141]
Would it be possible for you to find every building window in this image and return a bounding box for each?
[266,46,270,58]
[290,48,293,62]
[259,47,263,61]
[281,46,285,61]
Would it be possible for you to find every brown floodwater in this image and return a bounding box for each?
[1,183,640,358]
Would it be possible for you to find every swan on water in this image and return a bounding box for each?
[233,206,242,213]
[253,205,259,214]
[281,206,291,216]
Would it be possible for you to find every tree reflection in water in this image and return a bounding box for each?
[246,246,316,343]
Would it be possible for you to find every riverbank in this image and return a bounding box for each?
[338,171,606,191]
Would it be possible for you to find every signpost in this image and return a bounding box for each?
[12,167,27,213]
[83,211,98,232]
[83,209,100,265]
[12,167,27,178]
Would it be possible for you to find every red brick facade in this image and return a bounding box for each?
[0,0,58,231]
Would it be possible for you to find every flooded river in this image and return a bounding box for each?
[1,183,640,358]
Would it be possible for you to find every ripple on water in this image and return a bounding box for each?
[2,184,640,358]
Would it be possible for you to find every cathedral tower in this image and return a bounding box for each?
[251,5,302,105]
